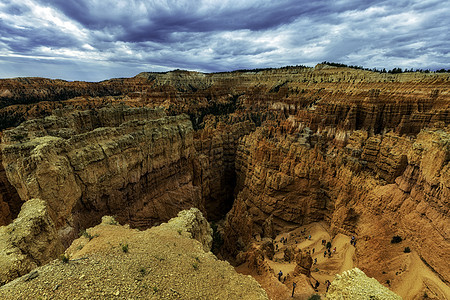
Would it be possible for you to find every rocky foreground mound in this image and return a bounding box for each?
[0,208,268,299]
[325,268,401,300]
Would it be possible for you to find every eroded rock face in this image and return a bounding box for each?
[223,125,450,286]
[0,152,23,226]
[158,208,213,252]
[1,107,202,246]
[1,67,449,135]
[193,119,255,220]
[0,66,449,297]
[293,250,313,277]
[0,198,63,285]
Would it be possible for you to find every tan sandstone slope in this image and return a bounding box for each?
[0,208,268,299]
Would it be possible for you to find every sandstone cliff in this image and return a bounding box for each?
[0,151,23,226]
[223,125,450,298]
[0,198,63,285]
[0,107,208,284]
[1,67,448,134]
[2,106,201,235]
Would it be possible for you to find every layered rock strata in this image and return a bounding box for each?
[0,66,449,298]
[0,198,63,285]
[223,125,450,296]
[1,107,202,265]
[193,118,255,219]
[0,153,23,226]
[1,67,449,134]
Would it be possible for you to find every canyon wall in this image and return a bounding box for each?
[222,124,450,291]
[0,65,449,295]
[2,67,449,133]
[1,106,202,243]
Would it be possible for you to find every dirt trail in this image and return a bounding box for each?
[392,252,450,299]
[238,220,450,299]
[237,222,358,299]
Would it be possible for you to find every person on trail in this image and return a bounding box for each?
[308,235,312,240]
[324,251,327,257]
[314,280,320,291]
[351,236,355,245]
[314,258,317,264]
[278,270,283,281]
[333,247,336,253]
[292,282,297,297]
[325,280,331,292]
[312,248,315,254]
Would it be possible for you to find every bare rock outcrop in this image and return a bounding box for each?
[325,268,401,299]
[0,208,268,299]
[0,107,206,284]
[0,152,22,226]
[193,118,255,220]
[0,66,449,298]
[293,250,313,277]
[0,198,63,285]
[2,107,201,235]
[158,208,213,252]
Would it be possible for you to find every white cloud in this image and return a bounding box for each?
[0,0,448,80]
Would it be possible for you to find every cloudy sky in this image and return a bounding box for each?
[0,0,448,81]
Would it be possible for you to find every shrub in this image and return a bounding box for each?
[404,247,411,253]
[308,294,321,300]
[60,254,70,263]
[210,222,224,254]
[121,243,129,253]
[391,235,402,244]
[80,229,95,241]
[193,262,199,270]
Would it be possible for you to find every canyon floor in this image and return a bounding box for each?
[236,222,450,299]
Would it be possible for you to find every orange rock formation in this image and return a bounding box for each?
[0,65,448,298]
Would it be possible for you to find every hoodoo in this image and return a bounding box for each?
[0,65,449,299]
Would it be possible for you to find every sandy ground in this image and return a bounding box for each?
[236,222,357,299]
[236,220,450,300]
[391,251,450,299]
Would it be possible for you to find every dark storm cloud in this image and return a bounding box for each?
[0,0,448,81]
[41,0,325,32]
[0,21,81,54]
